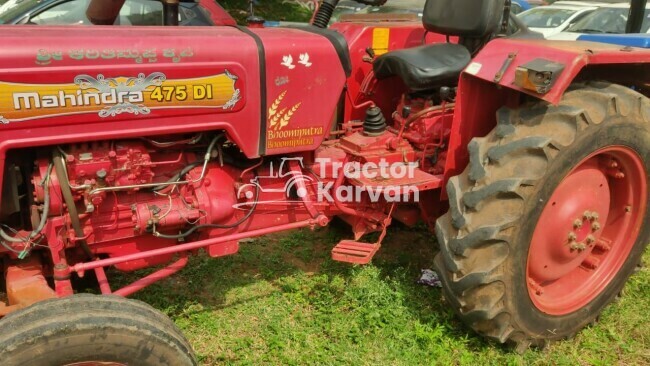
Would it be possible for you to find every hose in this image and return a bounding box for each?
[311,0,338,28]
[53,150,95,260]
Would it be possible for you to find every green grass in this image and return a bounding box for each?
[113,222,650,365]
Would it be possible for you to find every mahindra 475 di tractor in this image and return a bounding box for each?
[0,0,649,363]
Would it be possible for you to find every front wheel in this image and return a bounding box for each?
[435,82,650,350]
[0,294,197,366]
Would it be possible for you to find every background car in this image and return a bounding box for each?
[330,0,368,22]
[0,0,219,25]
[512,0,548,14]
[353,0,426,18]
[518,2,598,37]
[550,1,650,40]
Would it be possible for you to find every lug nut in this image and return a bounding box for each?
[592,222,601,231]
[574,219,583,228]
[609,160,618,168]
[583,211,593,220]
[591,212,599,221]
[571,243,587,252]
[568,232,577,242]
[625,206,632,213]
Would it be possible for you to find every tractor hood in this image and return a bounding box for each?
[0,25,347,158]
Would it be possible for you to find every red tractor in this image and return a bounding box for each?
[0,0,648,363]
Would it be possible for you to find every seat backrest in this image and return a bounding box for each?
[423,0,506,38]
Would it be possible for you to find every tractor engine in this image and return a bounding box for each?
[26,137,241,270]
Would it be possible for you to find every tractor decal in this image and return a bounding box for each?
[0,70,241,123]
[267,91,322,149]
[35,47,195,66]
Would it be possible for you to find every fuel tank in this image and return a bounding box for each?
[0,25,347,158]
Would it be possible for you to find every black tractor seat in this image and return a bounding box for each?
[373,43,471,92]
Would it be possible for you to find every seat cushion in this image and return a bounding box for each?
[373,43,471,92]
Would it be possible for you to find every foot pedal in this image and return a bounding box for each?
[331,240,380,264]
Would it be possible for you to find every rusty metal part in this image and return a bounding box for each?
[1,258,56,316]
[494,52,517,83]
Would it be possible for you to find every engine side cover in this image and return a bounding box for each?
[0,25,346,158]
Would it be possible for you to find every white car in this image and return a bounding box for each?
[550,2,650,40]
[518,3,599,38]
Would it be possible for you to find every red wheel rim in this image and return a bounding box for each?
[527,146,647,315]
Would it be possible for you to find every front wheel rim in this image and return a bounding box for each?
[527,146,647,315]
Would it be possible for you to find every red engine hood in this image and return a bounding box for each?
[0,25,346,158]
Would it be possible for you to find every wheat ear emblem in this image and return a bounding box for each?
[268,91,287,118]
[268,91,301,130]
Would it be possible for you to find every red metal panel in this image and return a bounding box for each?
[0,25,261,157]
[466,39,650,105]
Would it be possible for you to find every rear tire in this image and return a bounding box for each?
[0,294,197,366]
[435,82,650,350]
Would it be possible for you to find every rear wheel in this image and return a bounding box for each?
[435,82,650,350]
[0,294,197,366]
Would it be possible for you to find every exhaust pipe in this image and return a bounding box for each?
[162,0,180,26]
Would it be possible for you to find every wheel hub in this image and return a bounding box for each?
[527,147,647,315]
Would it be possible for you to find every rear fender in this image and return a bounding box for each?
[442,38,650,196]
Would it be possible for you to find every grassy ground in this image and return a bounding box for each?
[111,222,650,365]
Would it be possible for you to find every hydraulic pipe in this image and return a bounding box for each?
[162,0,180,26]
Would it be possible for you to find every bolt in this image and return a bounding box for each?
[609,160,618,169]
[586,235,596,245]
[582,256,600,270]
[583,211,593,220]
[625,205,632,213]
[592,222,601,231]
[591,212,599,221]
[615,172,625,179]
[571,243,587,252]
[568,232,577,242]
[574,219,583,228]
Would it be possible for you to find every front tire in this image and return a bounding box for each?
[435,82,650,350]
[0,294,197,366]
